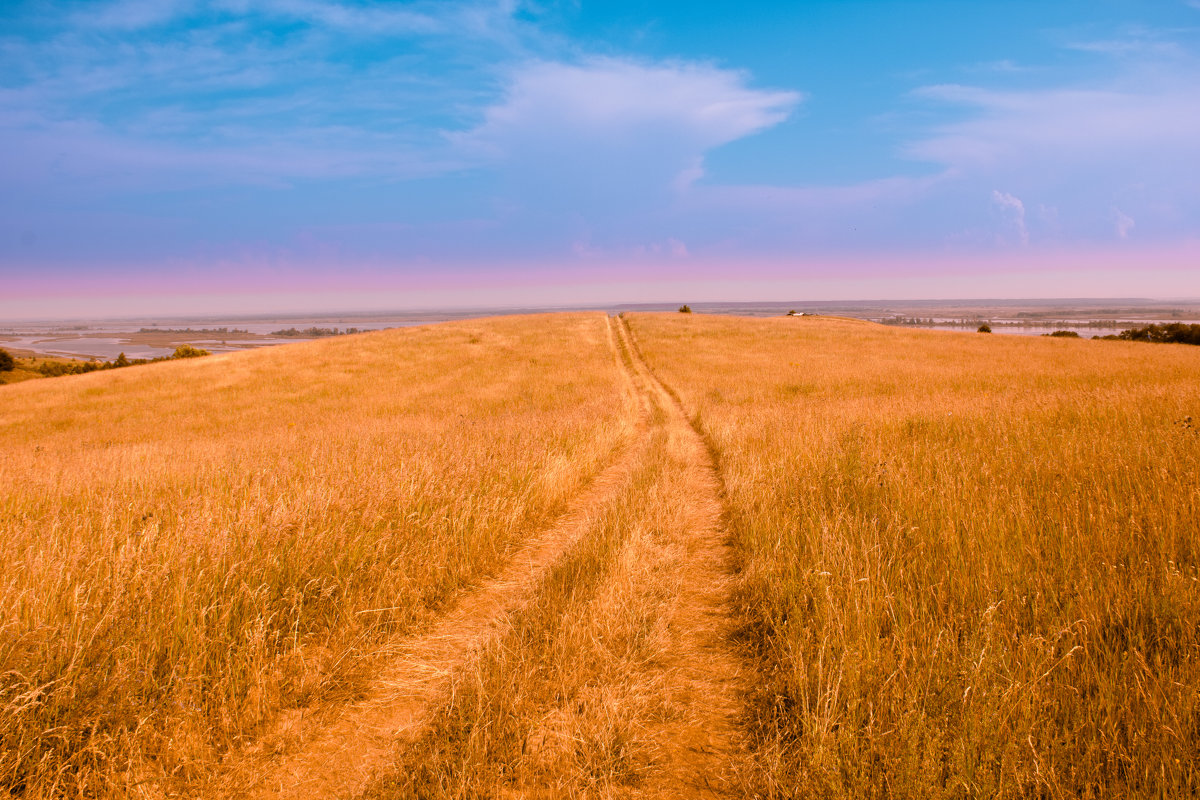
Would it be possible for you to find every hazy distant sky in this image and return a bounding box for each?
[2,0,1199,317]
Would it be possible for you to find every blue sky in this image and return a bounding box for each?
[2,0,1199,316]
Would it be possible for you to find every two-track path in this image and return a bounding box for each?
[612,315,749,798]
[202,313,747,799]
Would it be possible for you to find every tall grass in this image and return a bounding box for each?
[0,313,632,796]
[369,430,670,799]
[628,313,1200,797]
[370,377,748,798]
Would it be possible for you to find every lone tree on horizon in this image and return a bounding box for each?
[678,304,692,313]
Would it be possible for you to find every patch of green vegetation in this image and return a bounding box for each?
[29,346,212,380]
[271,326,362,337]
[1096,322,1200,345]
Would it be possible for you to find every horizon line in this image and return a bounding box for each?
[6,296,1200,325]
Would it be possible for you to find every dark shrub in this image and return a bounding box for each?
[37,359,102,377]
[172,344,210,359]
[0,348,14,372]
[977,323,992,334]
[1044,330,1081,338]
[678,304,693,314]
[1114,323,1200,345]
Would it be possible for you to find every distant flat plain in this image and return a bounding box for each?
[5,298,1198,360]
[0,310,494,360]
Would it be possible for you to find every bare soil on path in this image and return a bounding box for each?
[612,316,750,798]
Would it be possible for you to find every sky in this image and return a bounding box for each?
[2,0,1199,317]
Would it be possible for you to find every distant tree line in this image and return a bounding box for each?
[138,327,249,334]
[1096,323,1200,345]
[34,345,210,377]
[271,326,362,337]
[883,316,1154,329]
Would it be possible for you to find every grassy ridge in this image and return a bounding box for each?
[0,313,631,796]
[628,313,1200,797]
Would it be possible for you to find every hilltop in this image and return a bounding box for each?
[2,312,1197,798]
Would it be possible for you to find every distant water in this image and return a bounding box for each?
[906,325,1135,339]
[0,314,457,359]
[0,336,174,360]
[901,324,1197,339]
[4,308,1197,359]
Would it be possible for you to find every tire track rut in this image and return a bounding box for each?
[612,315,749,798]
[205,317,651,800]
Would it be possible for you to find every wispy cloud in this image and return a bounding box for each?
[906,81,1200,170]
[1066,38,1185,58]
[452,57,800,213]
[0,1,533,191]
[458,58,799,157]
[992,190,1029,245]
[4,0,1200,290]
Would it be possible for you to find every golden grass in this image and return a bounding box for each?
[627,313,1200,797]
[366,316,752,800]
[368,428,673,799]
[0,313,632,796]
[9,309,1199,797]
[364,328,684,799]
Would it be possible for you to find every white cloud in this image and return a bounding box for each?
[0,1,524,191]
[1114,208,1136,239]
[460,58,800,155]
[992,190,1029,245]
[906,82,1200,170]
[452,57,800,213]
[900,66,1200,247]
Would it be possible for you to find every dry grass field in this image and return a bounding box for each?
[4,310,1199,798]
[627,312,1200,797]
[367,316,749,800]
[0,313,633,796]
